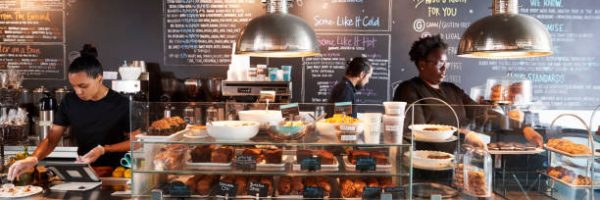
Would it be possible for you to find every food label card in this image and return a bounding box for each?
[247,182,268,197]
[362,187,382,199]
[280,103,300,121]
[300,156,321,171]
[334,102,353,116]
[213,181,237,197]
[236,155,257,170]
[303,186,324,199]
[356,157,376,171]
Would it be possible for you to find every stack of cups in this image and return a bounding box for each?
[382,102,407,144]
[358,113,382,144]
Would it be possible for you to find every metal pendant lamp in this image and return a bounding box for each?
[235,0,320,58]
[457,0,553,59]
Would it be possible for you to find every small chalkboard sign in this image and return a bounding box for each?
[213,181,237,197]
[356,157,376,171]
[165,181,191,197]
[362,187,382,199]
[300,156,321,171]
[236,155,257,170]
[383,187,405,199]
[303,186,324,199]
[247,182,268,197]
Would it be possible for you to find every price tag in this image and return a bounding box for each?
[384,125,400,132]
[383,187,404,199]
[362,187,382,199]
[247,182,268,197]
[300,156,321,171]
[356,157,376,171]
[340,124,357,132]
[341,134,357,141]
[235,155,257,170]
[280,103,300,121]
[166,182,191,197]
[303,186,324,199]
[334,102,353,115]
[213,181,237,197]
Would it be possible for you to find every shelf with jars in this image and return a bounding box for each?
[128,101,412,199]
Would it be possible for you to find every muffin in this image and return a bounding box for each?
[211,146,234,163]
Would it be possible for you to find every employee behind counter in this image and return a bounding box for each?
[327,57,374,118]
[8,44,139,181]
[393,35,543,182]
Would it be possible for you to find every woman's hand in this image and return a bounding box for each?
[523,127,543,147]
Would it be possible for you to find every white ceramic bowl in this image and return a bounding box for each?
[206,121,259,141]
[315,120,364,139]
[238,110,284,128]
[119,67,142,80]
[405,150,454,169]
[408,124,457,141]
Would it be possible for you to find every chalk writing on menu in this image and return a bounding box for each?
[303,33,390,104]
[509,0,600,107]
[402,0,474,86]
[163,0,263,66]
[0,0,65,79]
[290,0,392,31]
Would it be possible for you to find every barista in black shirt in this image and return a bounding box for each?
[8,45,137,180]
[327,57,373,117]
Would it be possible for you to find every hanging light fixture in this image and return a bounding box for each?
[457,0,553,59]
[235,0,320,58]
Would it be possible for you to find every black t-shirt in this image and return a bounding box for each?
[326,77,357,118]
[54,89,130,166]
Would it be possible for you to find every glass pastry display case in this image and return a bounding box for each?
[128,101,412,199]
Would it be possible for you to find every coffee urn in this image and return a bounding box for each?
[38,92,57,142]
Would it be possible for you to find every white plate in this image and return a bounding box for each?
[342,156,391,172]
[403,151,454,171]
[406,134,458,143]
[185,160,232,170]
[183,129,208,139]
[488,148,545,155]
[136,128,187,142]
[409,124,457,141]
[0,185,43,198]
[292,156,339,171]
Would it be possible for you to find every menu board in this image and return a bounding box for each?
[394,0,600,108]
[163,0,263,66]
[290,0,392,32]
[303,33,390,104]
[0,0,65,80]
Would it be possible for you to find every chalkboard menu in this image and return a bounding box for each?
[0,0,65,80]
[163,0,263,66]
[290,0,391,32]
[23,0,600,108]
[303,33,390,104]
[394,0,600,108]
[292,0,393,104]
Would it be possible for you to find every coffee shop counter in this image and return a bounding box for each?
[18,185,130,200]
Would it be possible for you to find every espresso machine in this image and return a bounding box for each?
[221,80,292,120]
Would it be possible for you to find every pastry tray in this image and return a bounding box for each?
[291,156,339,171]
[544,172,600,189]
[342,156,391,172]
[136,128,188,142]
[545,145,600,158]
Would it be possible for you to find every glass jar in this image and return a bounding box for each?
[463,145,492,197]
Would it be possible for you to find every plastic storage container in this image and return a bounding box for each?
[484,76,532,105]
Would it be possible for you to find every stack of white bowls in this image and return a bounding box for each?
[382,102,407,144]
